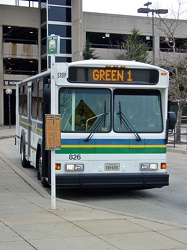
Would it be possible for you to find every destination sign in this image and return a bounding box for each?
[68,67,159,84]
[92,69,131,82]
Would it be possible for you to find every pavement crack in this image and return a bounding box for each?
[0,220,37,249]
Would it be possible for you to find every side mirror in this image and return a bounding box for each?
[168,111,176,130]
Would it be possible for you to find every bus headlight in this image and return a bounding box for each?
[65,164,84,172]
[140,163,158,171]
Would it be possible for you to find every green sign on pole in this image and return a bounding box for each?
[47,35,60,54]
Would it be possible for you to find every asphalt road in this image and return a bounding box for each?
[1,137,187,226]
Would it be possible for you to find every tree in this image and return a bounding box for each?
[83,40,98,60]
[115,28,149,63]
[156,0,187,142]
[168,59,187,142]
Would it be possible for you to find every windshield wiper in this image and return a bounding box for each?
[84,112,108,142]
[117,100,141,141]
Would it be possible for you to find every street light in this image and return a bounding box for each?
[137,5,168,64]
[5,89,12,129]
[144,2,152,16]
[144,2,152,7]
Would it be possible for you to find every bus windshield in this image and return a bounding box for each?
[59,88,163,133]
[114,89,163,133]
[59,88,111,132]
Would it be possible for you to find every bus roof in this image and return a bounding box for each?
[69,59,167,71]
[17,69,51,85]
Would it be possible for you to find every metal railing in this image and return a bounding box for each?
[168,125,187,149]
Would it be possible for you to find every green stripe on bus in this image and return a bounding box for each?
[56,147,166,154]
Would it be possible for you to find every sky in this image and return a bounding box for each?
[0,0,187,19]
[83,0,187,19]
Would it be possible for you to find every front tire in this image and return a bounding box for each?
[21,141,30,168]
[36,150,49,188]
[37,155,42,180]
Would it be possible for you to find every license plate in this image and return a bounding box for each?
[105,163,120,171]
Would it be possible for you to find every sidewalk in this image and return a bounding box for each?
[0,126,187,249]
[0,125,16,140]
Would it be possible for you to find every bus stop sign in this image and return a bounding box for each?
[47,35,60,54]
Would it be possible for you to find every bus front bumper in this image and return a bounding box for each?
[55,173,169,189]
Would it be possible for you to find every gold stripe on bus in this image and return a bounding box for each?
[61,144,166,149]
[20,121,31,127]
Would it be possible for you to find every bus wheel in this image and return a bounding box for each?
[37,155,42,180]
[37,152,49,188]
[41,176,49,188]
[21,141,30,168]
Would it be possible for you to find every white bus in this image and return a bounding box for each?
[15,60,176,189]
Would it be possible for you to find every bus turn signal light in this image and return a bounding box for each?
[161,163,167,169]
[55,163,61,170]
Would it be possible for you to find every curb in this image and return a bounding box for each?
[0,135,15,140]
[167,147,187,154]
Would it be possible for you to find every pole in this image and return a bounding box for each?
[8,94,11,129]
[51,54,56,210]
[152,11,155,65]
[47,34,60,210]
[6,89,12,129]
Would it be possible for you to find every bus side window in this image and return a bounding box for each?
[31,81,38,119]
[38,80,43,120]
[23,84,28,117]
[19,85,23,115]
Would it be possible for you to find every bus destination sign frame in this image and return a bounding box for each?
[68,67,160,85]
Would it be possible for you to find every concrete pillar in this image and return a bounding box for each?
[72,0,83,62]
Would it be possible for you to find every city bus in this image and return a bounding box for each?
[15,59,176,189]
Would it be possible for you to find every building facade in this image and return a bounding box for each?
[0,0,187,125]
[0,4,39,126]
[83,12,187,65]
[0,0,83,126]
